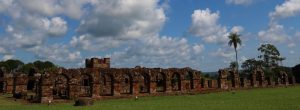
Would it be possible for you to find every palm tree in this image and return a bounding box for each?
[228,32,242,74]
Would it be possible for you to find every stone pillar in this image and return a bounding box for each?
[132,80,139,95]
[5,74,14,94]
[233,72,240,88]
[165,74,172,93]
[288,76,296,85]
[69,79,79,99]
[251,72,257,87]
[113,80,121,97]
[218,69,228,90]
[256,71,265,87]
[40,74,53,104]
[194,74,201,91]
[149,81,156,94]
[275,77,281,86]
[239,78,246,88]
[13,74,28,97]
[92,82,100,98]
[265,77,272,86]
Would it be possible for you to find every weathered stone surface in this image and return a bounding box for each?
[0,57,296,103]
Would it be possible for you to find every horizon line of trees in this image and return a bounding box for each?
[0,59,58,74]
[227,32,296,78]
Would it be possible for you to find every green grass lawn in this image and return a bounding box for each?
[1,86,300,110]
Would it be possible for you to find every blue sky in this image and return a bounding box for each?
[0,0,300,72]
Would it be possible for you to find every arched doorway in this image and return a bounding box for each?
[80,74,93,97]
[27,68,36,91]
[228,71,236,87]
[257,72,263,86]
[156,73,166,92]
[185,72,194,90]
[139,73,150,93]
[171,73,181,91]
[0,70,4,93]
[100,73,114,96]
[53,75,69,99]
[120,73,133,94]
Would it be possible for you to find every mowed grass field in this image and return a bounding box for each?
[1,86,300,110]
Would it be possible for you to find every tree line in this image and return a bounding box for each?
[227,33,296,78]
[0,60,57,74]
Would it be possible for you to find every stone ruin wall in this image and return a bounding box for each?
[0,58,297,103]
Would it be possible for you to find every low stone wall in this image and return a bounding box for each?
[0,67,296,103]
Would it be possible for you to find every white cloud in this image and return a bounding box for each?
[189,8,243,44]
[258,23,288,43]
[70,34,123,51]
[17,0,89,19]
[296,32,300,40]
[211,48,235,58]
[108,35,203,69]
[193,44,205,54]
[290,50,295,54]
[225,0,253,5]
[77,0,166,39]
[29,44,82,63]
[2,55,14,61]
[0,0,13,12]
[43,17,68,36]
[270,0,300,20]
[0,47,7,54]
[231,26,244,33]
[288,43,296,48]
[240,56,248,63]
[5,25,13,32]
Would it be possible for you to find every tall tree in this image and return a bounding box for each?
[229,61,237,70]
[241,58,263,74]
[228,32,242,73]
[257,44,284,68]
[0,59,24,72]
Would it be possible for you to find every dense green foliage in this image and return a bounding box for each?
[1,86,300,110]
[240,44,290,77]
[0,60,57,74]
[0,60,24,72]
[257,44,285,68]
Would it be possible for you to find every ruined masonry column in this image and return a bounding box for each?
[194,72,201,91]
[40,74,53,103]
[68,79,79,99]
[218,69,228,90]
[251,72,257,87]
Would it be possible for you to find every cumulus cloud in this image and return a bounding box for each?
[77,0,166,39]
[29,44,82,63]
[189,8,243,44]
[258,0,300,44]
[296,32,300,40]
[2,55,14,61]
[0,0,208,70]
[231,26,244,33]
[43,17,68,36]
[225,0,253,5]
[211,48,235,58]
[258,23,288,43]
[70,34,123,51]
[108,35,203,69]
[193,44,205,54]
[269,0,300,20]
[0,0,13,12]
[0,47,7,54]
[17,0,89,19]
